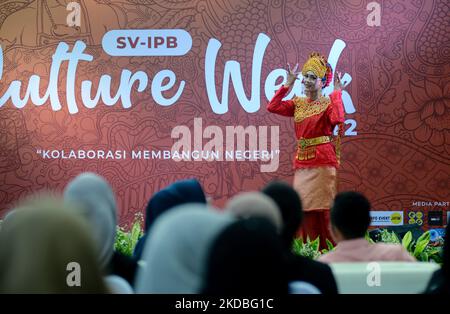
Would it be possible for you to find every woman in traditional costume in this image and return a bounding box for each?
[267,52,346,247]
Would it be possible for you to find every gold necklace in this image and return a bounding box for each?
[293,96,330,123]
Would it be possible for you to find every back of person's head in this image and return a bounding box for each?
[63,172,117,270]
[135,204,234,293]
[262,181,303,248]
[144,179,206,232]
[133,179,207,261]
[202,217,289,295]
[330,191,371,240]
[0,196,108,293]
[225,191,283,232]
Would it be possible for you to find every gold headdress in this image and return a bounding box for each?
[301,52,328,79]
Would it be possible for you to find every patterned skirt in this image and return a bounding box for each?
[293,166,337,211]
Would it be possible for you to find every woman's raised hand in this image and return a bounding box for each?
[334,71,347,91]
[285,63,300,88]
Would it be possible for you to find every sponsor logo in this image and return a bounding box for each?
[390,212,402,225]
[428,211,443,226]
[370,211,404,226]
[429,228,445,242]
[407,211,423,226]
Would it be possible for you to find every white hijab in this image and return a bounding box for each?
[135,204,234,293]
[63,172,117,271]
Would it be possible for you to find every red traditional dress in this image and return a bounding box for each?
[267,85,345,247]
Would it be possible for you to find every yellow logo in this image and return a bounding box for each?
[390,213,402,224]
[408,211,424,225]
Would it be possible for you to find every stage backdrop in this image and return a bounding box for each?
[0,0,448,230]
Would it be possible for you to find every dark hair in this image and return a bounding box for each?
[262,181,303,249]
[330,191,371,239]
[202,217,288,295]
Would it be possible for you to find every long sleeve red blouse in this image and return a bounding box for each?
[267,86,345,169]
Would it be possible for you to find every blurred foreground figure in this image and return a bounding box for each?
[135,204,233,293]
[424,223,450,294]
[133,179,207,262]
[64,172,137,286]
[202,217,289,295]
[0,197,108,293]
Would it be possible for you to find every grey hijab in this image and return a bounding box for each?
[135,204,234,293]
[63,172,117,271]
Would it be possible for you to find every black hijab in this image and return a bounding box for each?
[202,217,289,295]
[133,179,207,261]
[262,181,303,249]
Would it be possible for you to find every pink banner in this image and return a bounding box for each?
[0,0,448,229]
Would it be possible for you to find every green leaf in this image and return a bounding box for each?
[311,236,320,251]
[292,238,303,255]
[413,231,430,257]
[392,232,400,243]
[297,237,304,247]
[364,231,375,243]
[414,240,429,257]
[429,254,443,265]
[379,230,400,244]
[401,231,412,250]
[425,247,440,256]
[114,215,144,257]
[416,231,431,244]
[130,220,142,247]
[326,239,335,251]
[419,252,428,262]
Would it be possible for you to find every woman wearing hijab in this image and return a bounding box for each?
[262,181,338,294]
[64,172,137,286]
[202,217,289,295]
[225,191,283,232]
[133,179,207,261]
[0,197,108,293]
[135,204,234,293]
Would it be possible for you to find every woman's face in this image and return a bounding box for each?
[302,71,322,92]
